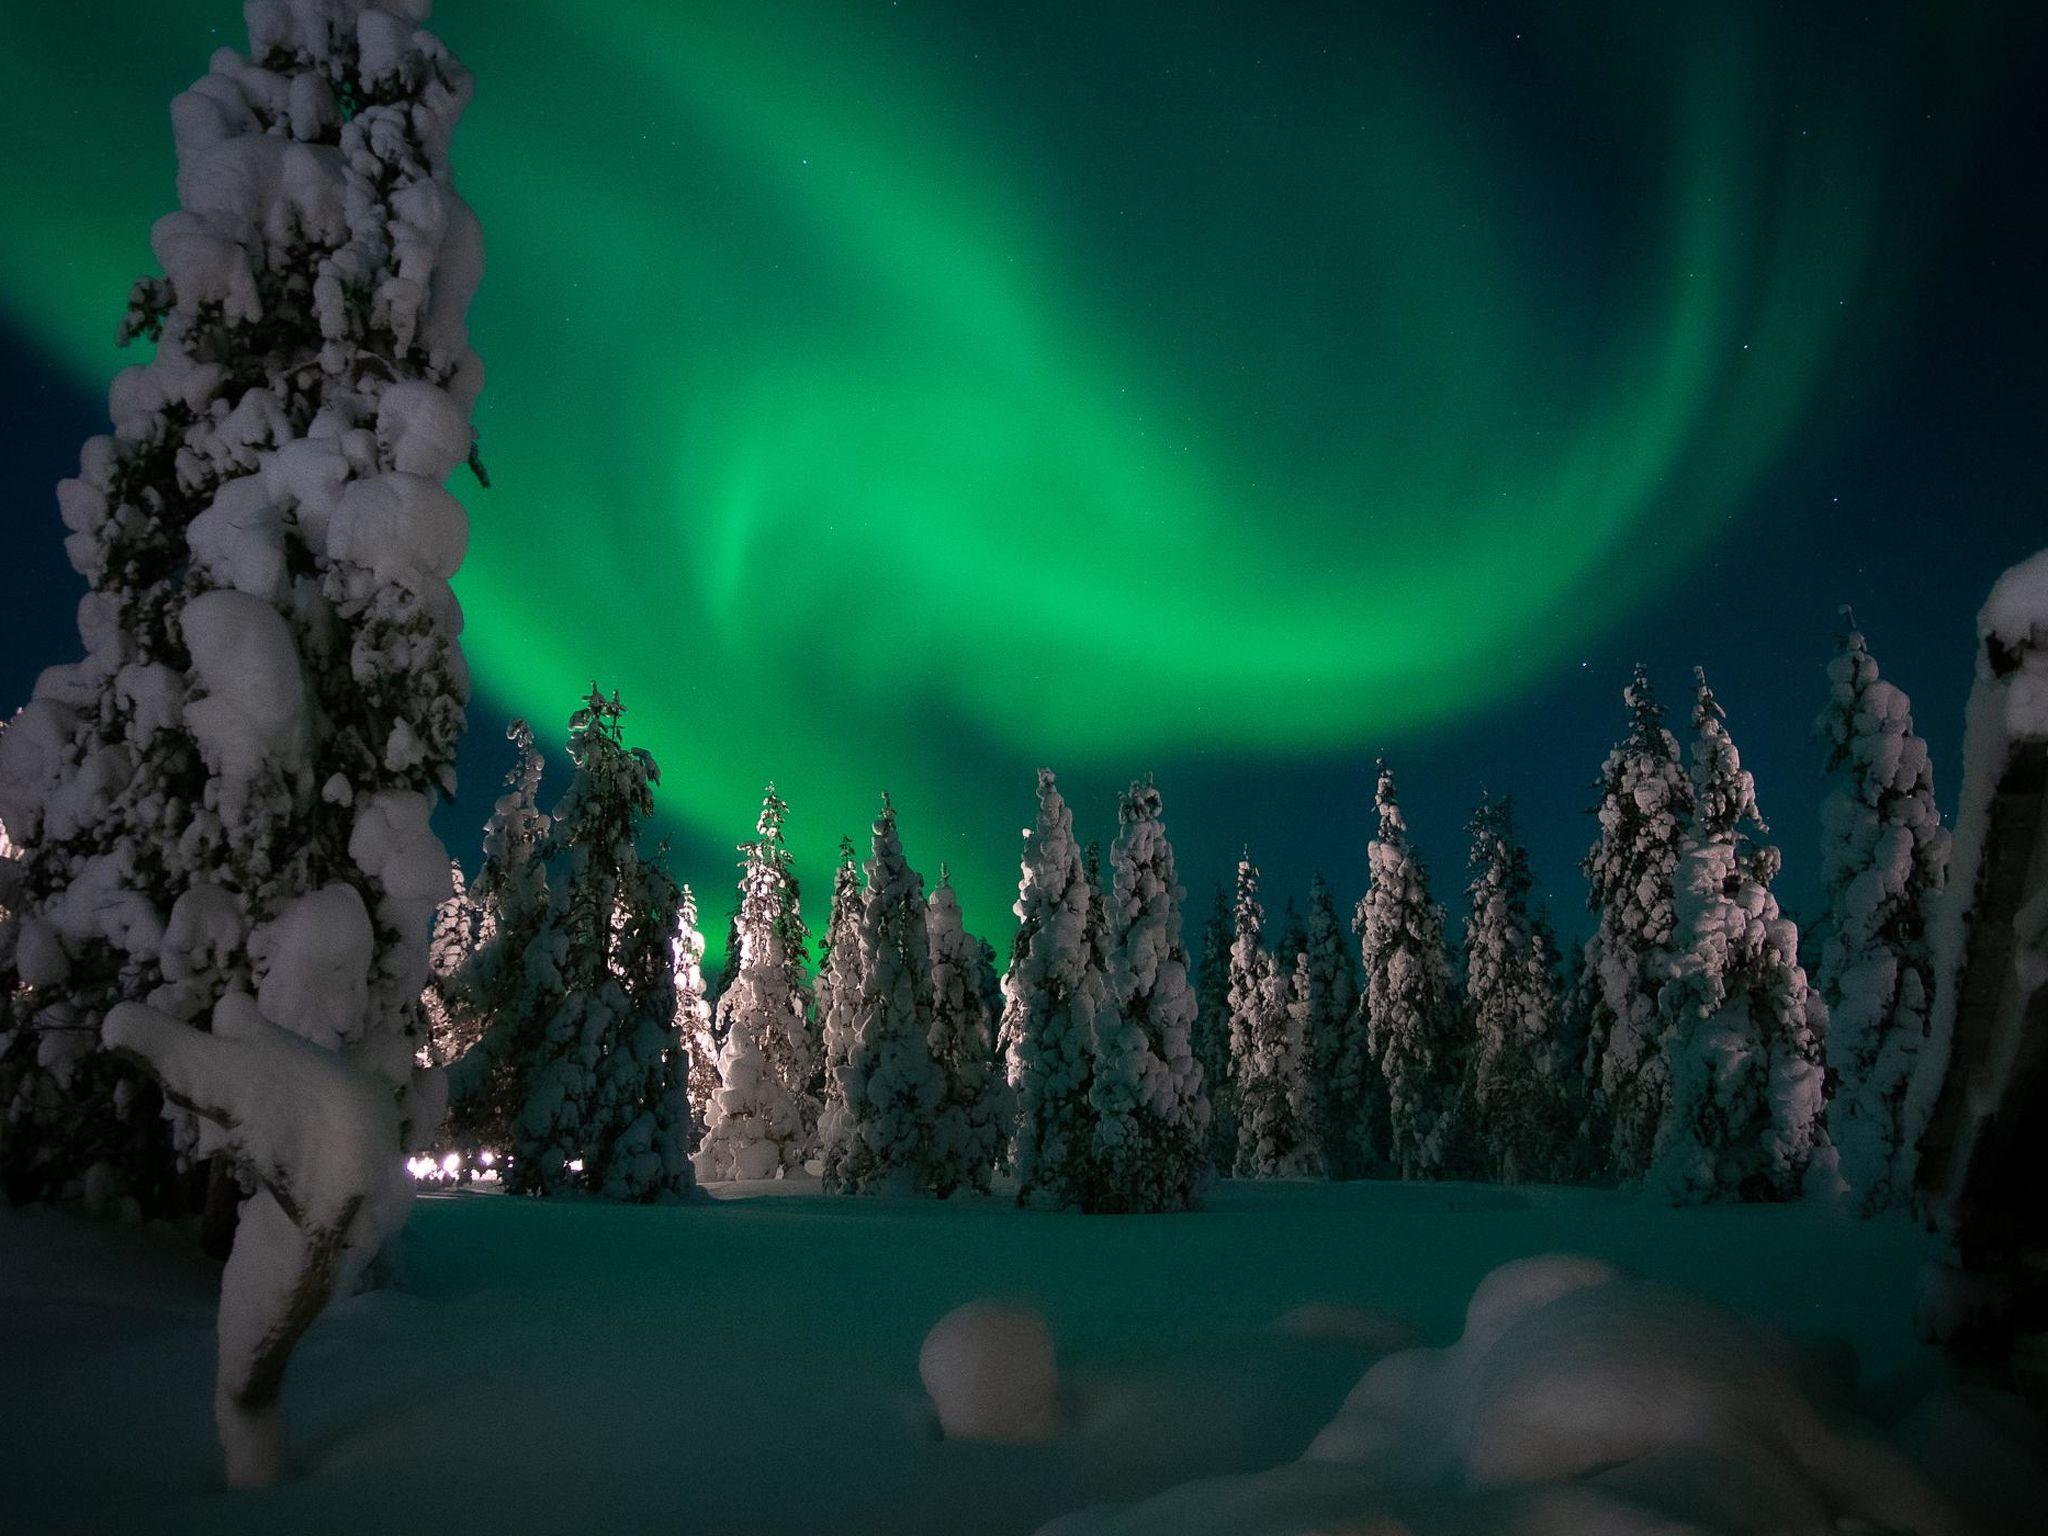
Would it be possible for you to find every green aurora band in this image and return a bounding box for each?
[0,1,2003,946]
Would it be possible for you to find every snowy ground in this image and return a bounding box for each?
[0,1178,1989,1535]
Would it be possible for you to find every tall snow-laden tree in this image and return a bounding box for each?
[511,689,691,1203]
[1580,665,1693,1181]
[1462,797,1567,1184]
[1228,856,1320,1177]
[1357,764,1462,1179]
[695,786,816,1180]
[1089,779,1209,1212]
[926,868,1008,1197]
[813,836,865,1171]
[1301,872,1376,1178]
[825,797,944,1193]
[419,860,482,1068]
[1003,769,1100,1208]
[1651,672,1828,1204]
[443,719,550,1152]
[1814,620,1950,1215]
[0,1,484,1484]
[1192,885,1237,1171]
[673,884,717,1153]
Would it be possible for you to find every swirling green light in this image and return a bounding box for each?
[0,1,1928,943]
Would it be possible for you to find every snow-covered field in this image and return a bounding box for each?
[6,1177,2007,1536]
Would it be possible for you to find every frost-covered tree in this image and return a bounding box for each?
[1813,621,1949,1215]
[673,884,717,1152]
[1462,797,1567,1184]
[1003,769,1101,1207]
[695,786,816,1181]
[813,836,865,1169]
[1580,666,1693,1180]
[419,860,482,1068]
[1357,764,1462,1179]
[1301,872,1376,1178]
[1228,856,1320,1177]
[0,2,484,1483]
[509,689,691,1204]
[825,797,944,1193]
[1191,885,1237,1171]
[926,868,1008,1197]
[1651,672,1828,1204]
[442,719,550,1151]
[1089,779,1209,1212]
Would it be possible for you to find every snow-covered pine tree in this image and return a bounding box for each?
[1301,872,1376,1178]
[442,719,550,1152]
[510,689,691,1202]
[673,884,718,1152]
[0,2,484,1482]
[1462,796,1567,1184]
[1356,764,1462,1179]
[1192,885,1237,1171]
[1228,855,1321,1177]
[694,786,816,1181]
[1579,666,1693,1181]
[926,867,1008,1197]
[825,796,944,1193]
[419,859,482,1068]
[813,835,865,1171]
[1650,671,1828,1204]
[1274,898,1307,981]
[1003,769,1101,1207]
[1813,619,1949,1215]
[1089,778,1209,1212]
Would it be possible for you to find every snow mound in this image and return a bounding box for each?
[920,1300,1060,1444]
[1046,1254,1969,1536]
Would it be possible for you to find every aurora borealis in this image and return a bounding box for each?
[2,1,2042,949]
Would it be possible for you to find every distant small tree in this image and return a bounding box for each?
[1089,778,1210,1212]
[826,797,944,1194]
[509,689,691,1202]
[1229,856,1320,1178]
[1357,764,1461,1179]
[1580,666,1692,1181]
[1003,770,1101,1208]
[926,868,1008,1197]
[695,786,816,1180]
[1462,797,1567,1184]
[674,884,717,1153]
[1651,672,1827,1204]
[1814,619,1949,1214]
[1301,873,1376,1178]
[813,836,865,1168]
[420,860,484,1069]
[1192,885,1238,1172]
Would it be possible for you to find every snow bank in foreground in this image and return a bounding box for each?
[1046,1253,1969,1536]
[920,1300,1060,1443]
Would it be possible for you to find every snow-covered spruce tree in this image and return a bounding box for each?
[1650,671,1828,1204]
[813,835,865,1171]
[418,859,481,1068]
[1357,764,1462,1179]
[1002,769,1101,1207]
[1228,856,1321,1177]
[673,884,717,1153]
[0,3,482,1484]
[825,796,944,1193]
[1191,885,1237,1171]
[926,868,1008,1197]
[1579,666,1692,1182]
[1301,872,1376,1178]
[695,786,816,1181]
[1089,778,1209,1212]
[1462,797,1568,1184]
[1814,620,1949,1215]
[441,718,549,1152]
[510,689,692,1202]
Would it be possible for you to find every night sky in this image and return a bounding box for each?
[2,0,2043,961]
